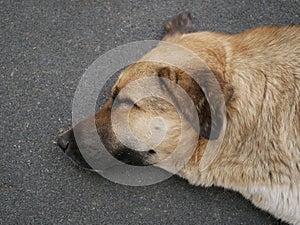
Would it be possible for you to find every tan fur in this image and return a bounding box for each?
[164,26,300,224]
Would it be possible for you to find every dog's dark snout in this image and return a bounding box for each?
[56,128,93,170]
[57,134,70,152]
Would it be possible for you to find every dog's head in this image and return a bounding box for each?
[57,45,233,172]
[57,12,233,174]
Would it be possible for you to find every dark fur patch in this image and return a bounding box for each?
[157,66,233,140]
[112,86,119,100]
[113,148,152,166]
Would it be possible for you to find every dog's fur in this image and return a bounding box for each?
[57,13,300,224]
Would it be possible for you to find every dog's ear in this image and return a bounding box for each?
[158,66,233,140]
[163,12,196,41]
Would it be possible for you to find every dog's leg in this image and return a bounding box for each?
[163,12,196,41]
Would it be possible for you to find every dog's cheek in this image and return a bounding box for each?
[128,110,152,142]
[150,117,182,162]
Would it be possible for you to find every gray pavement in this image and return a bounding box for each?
[1,0,299,224]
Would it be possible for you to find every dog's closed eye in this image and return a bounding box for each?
[115,98,140,109]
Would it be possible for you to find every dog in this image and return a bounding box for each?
[57,12,300,224]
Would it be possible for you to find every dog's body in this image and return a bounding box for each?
[163,22,300,224]
[57,13,300,224]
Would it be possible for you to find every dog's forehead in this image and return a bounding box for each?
[115,62,162,89]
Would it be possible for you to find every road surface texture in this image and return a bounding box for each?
[1,0,299,224]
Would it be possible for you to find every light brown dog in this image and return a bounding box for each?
[57,12,300,224]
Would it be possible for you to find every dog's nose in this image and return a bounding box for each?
[57,135,69,152]
[56,128,93,170]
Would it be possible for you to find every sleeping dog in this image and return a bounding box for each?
[57,12,300,224]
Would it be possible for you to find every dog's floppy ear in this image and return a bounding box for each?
[158,66,233,140]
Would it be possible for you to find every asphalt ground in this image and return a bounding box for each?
[1,0,299,224]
